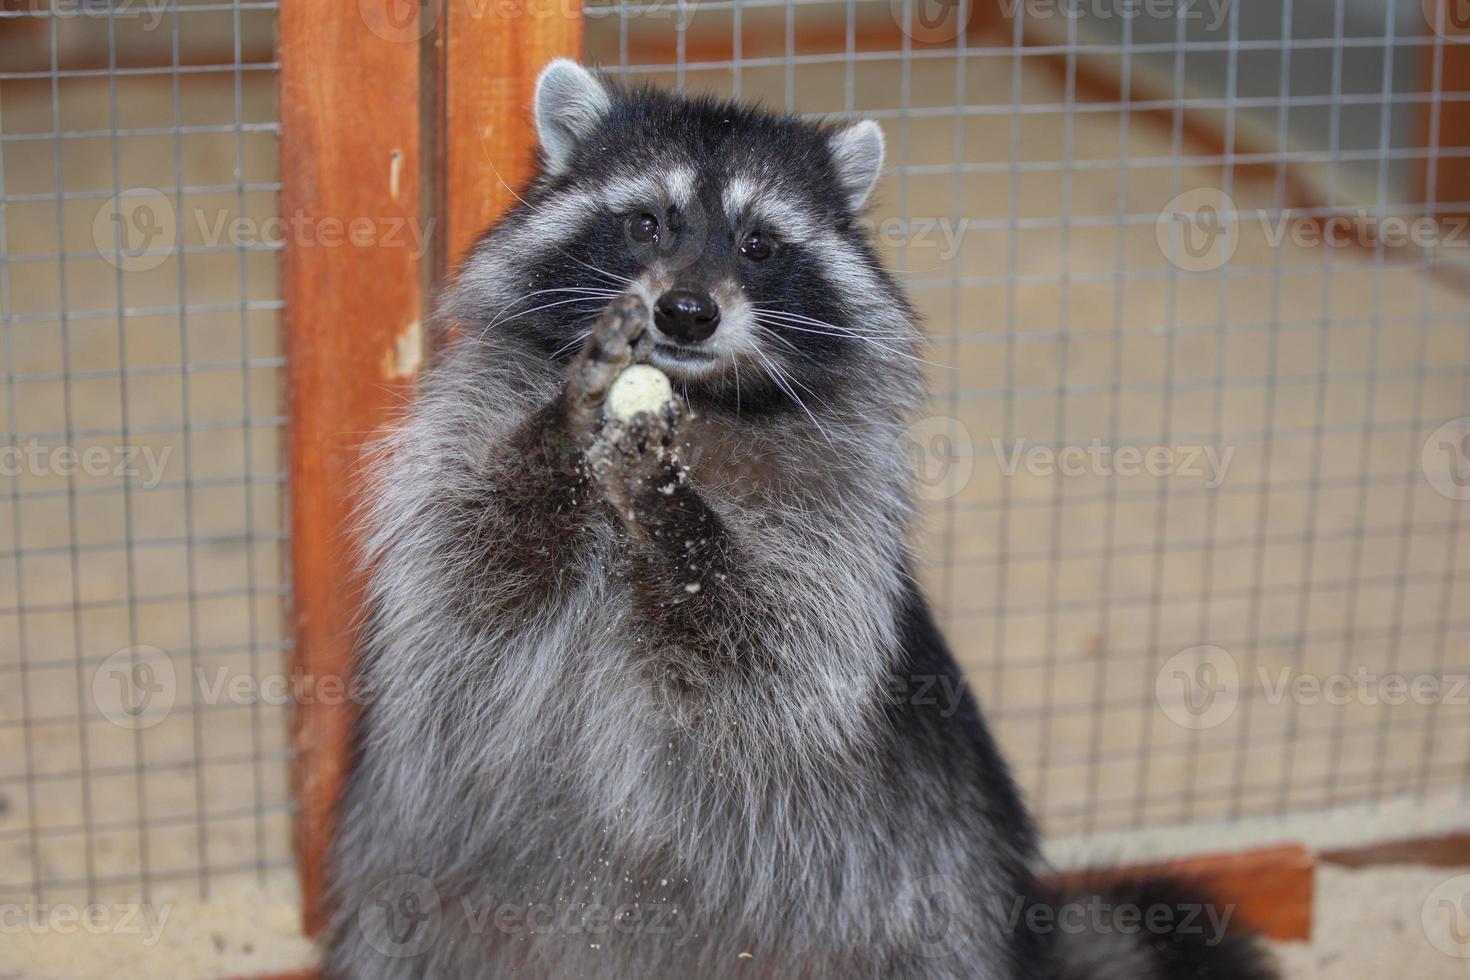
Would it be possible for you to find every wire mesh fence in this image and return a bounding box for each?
[583,0,1470,836]
[0,0,291,908]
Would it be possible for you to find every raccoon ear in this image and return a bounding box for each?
[534,59,612,176]
[828,120,885,210]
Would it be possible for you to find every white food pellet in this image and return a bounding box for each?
[606,364,674,421]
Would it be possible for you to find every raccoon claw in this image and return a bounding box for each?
[588,400,687,532]
[566,294,654,437]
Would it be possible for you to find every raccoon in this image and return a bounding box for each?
[323,60,1279,980]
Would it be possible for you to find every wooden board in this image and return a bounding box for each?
[280,0,426,938]
[1418,3,1470,219]
[436,0,583,273]
[1324,830,1470,870]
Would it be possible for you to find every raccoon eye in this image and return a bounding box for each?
[628,212,660,244]
[740,229,773,261]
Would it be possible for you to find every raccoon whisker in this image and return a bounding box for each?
[751,312,936,367]
[555,251,635,290]
[751,316,918,362]
[513,286,622,303]
[752,323,819,363]
[772,363,833,421]
[486,296,613,333]
[491,286,621,313]
[752,312,911,339]
[482,167,637,293]
[480,157,633,284]
[749,345,834,447]
[748,303,904,333]
[749,308,913,344]
[748,313,914,349]
[752,323,811,358]
[486,287,622,328]
[548,328,595,362]
[731,355,741,418]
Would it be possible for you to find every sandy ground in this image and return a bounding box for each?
[1273,865,1470,980]
[1,857,1466,979]
[0,873,313,980]
[0,7,1467,977]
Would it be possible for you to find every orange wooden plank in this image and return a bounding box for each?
[1418,3,1470,219]
[1324,831,1470,870]
[440,0,584,269]
[1049,844,1316,943]
[280,0,425,938]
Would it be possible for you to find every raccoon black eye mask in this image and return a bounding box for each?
[323,59,1280,980]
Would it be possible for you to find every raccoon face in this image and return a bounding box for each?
[458,60,919,419]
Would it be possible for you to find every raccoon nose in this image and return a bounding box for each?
[653,289,720,343]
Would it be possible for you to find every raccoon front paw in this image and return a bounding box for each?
[565,294,654,439]
[588,398,689,537]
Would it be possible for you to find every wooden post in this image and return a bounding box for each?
[280,0,425,937]
[1419,1,1470,221]
[436,0,584,272]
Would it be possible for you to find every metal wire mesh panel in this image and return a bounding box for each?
[583,0,1470,836]
[0,0,292,908]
